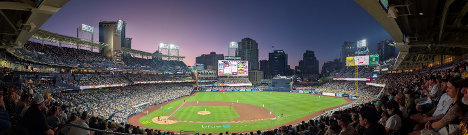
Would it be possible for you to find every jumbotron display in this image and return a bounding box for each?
[218,60,248,76]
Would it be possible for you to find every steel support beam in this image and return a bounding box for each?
[438,0,455,43]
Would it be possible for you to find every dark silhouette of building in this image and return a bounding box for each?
[236,37,259,70]
[376,39,396,61]
[340,41,357,64]
[259,60,270,79]
[196,52,224,70]
[295,50,320,81]
[321,58,341,77]
[268,50,288,76]
[124,38,132,49]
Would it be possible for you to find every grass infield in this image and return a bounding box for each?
[139,92,347,133]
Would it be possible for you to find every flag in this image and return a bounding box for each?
[365,47,369,52]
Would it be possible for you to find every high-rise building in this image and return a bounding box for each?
[236,37,259,70]
[268,50,288,76]
[340,41,357,64]
[124,38,132,49]
[321,59,341,77]
[248,70,264,85]
[196,52,224,70]
[302,50,319,75]
[376,39,396,61]
[259,60,270,78]
[99,20,126,59]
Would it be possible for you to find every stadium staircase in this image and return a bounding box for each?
[122,75,134,84]
[55,82,80,90]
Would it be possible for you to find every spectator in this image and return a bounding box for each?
[380,100,402,135]
[22,94,54,135]
[68,111,92,135]
[453,78,468,134]
[337,113,357,135]
[0,91,11,135]
[410,79,467,135]
[358,106,387,135]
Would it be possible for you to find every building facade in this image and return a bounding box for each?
[376,39,396,61]
[340,41,357,64]
[321,58,341,77]
[195,52,224,70]
[259,60,270,79]
[268,50,288,77]
[99,20,126,59]
[236,37,259,70]
[124,38,132,49]
[248,70,264,85]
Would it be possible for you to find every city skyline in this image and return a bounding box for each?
[40,0,392,70]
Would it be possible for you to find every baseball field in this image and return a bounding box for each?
[129,92,349,133]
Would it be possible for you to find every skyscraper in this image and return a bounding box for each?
[268,50,288,76]
[321,58,341,77]
[376,39,396,61]
[340,41,357,64]
[302,50,319,75]
[99,19,126,59]
[196,52,224,70]
[259,60,270,78]
[236,37,259,70]
[124,38,132,49]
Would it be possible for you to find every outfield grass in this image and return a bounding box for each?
[139,92,348,133]
[171,106,240,122]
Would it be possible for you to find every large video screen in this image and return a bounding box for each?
[218,60,248,76]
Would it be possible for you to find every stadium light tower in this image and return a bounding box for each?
[228,41,238,57]
[77,24,94,42]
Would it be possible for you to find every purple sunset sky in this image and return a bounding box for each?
[40,0,392,71]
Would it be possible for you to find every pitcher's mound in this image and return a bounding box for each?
[152,116,177,124]
[198,111,211,115]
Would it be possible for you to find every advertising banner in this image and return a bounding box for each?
[335,93,343,97]
[219,89,226,92]
[226,89,232,92]
[212,89,218,92]
[304,90,310,93]
[233,89,239,92]
[369,55,379,65]
[299,90,304,93]
[342,94,349,97]
[323,92,335,96]
[291,90,300,93]
[252,89,258,91]
[240,89,246,91]
[205,89,211,92]
[346,57,355,66]
[246,89,252,91]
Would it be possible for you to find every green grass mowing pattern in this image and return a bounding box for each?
[139,92,347,133]
[171,106,240,122]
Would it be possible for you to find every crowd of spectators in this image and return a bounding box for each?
[329,66,374,78]
[16,41,189,73]
[18,42,114,69]
[217,78,251,84]
[63,75,129,86]
[125,74,188,82]
[1,82,193,135]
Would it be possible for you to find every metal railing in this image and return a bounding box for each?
[55,123,139,135]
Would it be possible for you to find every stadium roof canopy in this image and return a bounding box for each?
[32,29,109,49]
[355,0,468,70]
[0,0,70,49]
